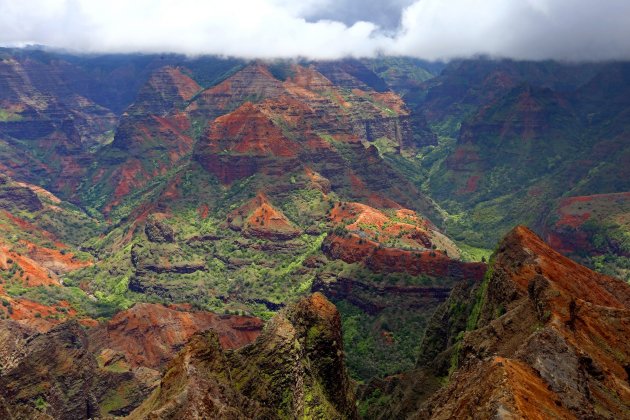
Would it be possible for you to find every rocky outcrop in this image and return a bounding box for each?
[0,177,43,212]
[0,320,151,419]
[193,100,301,184]
[226,193,301,240]
[187,63,286,121]
[144,216,176,243]
[88,303,263,369]
[86,67,200,213]
[123,66,200,116]
[329,202,457,255]
[0,179,94,291]
[391,226,630,419]
[129,293,358,419]
[322,233,485,281]
[0,302,264,419]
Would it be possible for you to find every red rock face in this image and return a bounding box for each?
[191,63,417,186]
[498,226,627,309]
[330,202,436,249]
[127,293,358,419]
[227,193,301,240]
[104,112,195,211]
[420,226,630,419]
[187,63,286,120]
[0,241,90,287]
[89,67,202,213]
[126,66,201,115]
[544,192,630,255]
[205,102,298,157]
[195,101,302,184]
[0,288,89,332]
[326,201,473,277]
[323,233,486,281]
[89,302,264,369]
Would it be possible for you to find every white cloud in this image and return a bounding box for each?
[0,0,629,61]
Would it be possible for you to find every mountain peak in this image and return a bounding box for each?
[496,225,629,308]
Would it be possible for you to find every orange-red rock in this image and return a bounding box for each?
[227,193,301,240]
[89,303,264,369]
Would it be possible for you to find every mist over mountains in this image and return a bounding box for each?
[1,0,630,60]
[0,1,629,418]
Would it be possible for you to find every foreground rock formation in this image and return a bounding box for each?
[129,293,358,419]
[365,226,630,419]
[0,304,263,418]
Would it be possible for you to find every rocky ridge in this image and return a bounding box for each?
[129,293,358,419]
[370,226,630,419]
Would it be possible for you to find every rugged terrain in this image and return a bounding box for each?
[0,301,263,418]
[0,48,629,419]
[361,226,630,418]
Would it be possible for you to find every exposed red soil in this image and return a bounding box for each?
[330,202,436,251]
[499,357,576,419]
[323,233,485,280]
[89,303,264,369]
[188,63,285,115]
[21,240,92,274]
[519,226,630,412]
[349,172,367,192]
[160,67,201,101]
[554,192,630,228]
[205,102,297,158]
[304,167,331,194]
[306,292,339,320]
[503,226,627,311]
[445,144,482,173]
[111,159,143,204]
[460,174,480,193]
[366,193,404,209]
[288,65,334,92]
[368,91,408,115]
[0,287,92,332]
[1,211,55,242]
[161,173,182,201]
[0,237,90,287]
[420,226,630,418]
[0,245,57,286]
[227,193,300,240]
[197,204,210,219]
[429,356,576,419]
[544,192,630,255]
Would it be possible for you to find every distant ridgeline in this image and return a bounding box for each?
[0,48,628,418]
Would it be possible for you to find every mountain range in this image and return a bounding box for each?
[0,47,628,419]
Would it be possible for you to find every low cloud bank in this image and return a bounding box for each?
[1,0,629,61]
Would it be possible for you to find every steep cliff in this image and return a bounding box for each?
[0,56,117,194]
[378,226,630,419]
[88,302,263,369]
[129,293,358,419]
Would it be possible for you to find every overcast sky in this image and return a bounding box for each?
[1,0,629,61]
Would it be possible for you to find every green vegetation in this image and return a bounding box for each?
[466,258,493,331]
[0,109,23,122]
[34,396,48,411]
[5,283,120,319]
[458,243,492,262]
[336,296,440,380]
[358,388,392,418]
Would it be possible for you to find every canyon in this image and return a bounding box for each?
[0,48,628,418]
